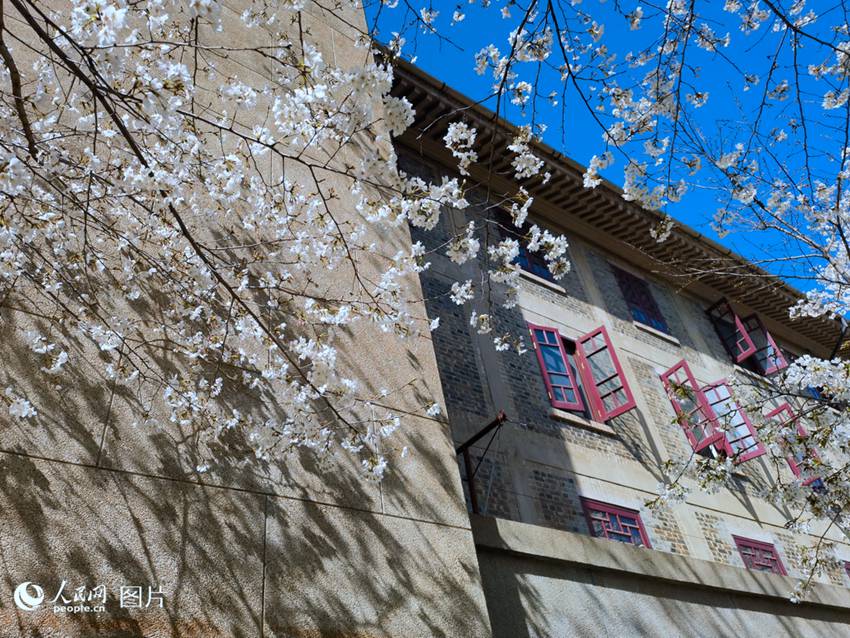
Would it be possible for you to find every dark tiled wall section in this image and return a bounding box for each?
[419,271,489,419]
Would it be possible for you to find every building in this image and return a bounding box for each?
[391,59,850,636]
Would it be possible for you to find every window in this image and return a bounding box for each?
[576,326,637,420]
[528,325,584,412]
[741,314,788,374]
[702,382,765,463]
[706,299,756,363]
[529,323,636,422]
[611,265,670,334]
[660,361,765,463]
[733,536,787,575]
[581,498,651,547]
[495,211,557,282]
[706,299,788,375]
[659,360,726,455]
[517,243,555,282]
[765,402,821,485]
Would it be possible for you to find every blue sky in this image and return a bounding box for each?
[365,1,842,292]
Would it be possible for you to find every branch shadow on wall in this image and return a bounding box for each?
[475,530,850,638]
[0,228,490,636]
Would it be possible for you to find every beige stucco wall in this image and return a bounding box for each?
[474,516,850,638]
[0,3,491,636]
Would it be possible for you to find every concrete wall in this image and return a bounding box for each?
[475,516,850,637]
[0,3,491,636]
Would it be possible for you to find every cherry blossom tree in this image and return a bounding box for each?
[0,0,468,482]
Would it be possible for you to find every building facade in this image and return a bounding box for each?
[392,60,850,636]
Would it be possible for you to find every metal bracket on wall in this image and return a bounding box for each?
[455,411,508,514]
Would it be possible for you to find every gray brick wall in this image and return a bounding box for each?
[647,505,690,555]
[528,468,586,533]
[677,294,732,364]
[629,357,693,461]
[518,274,594,318]
[420,271,490,419]
[459,451,519,520]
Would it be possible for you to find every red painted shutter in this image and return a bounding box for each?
[659,360,726,454]
[528,323,585,411]
[575,325,636,421]
[706,299,756,363]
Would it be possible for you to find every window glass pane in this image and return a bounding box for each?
[704,383,762,458]
[548,372,570,385]
[541,344,568,373]
[576,326,636,421]
[612,266,670,333]
[584,502,649,547]
[586,348,616,383]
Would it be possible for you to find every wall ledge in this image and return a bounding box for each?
[470,514,850,610]
[519,268,567,294]
[548,407,617,436]
[633,320,681,346]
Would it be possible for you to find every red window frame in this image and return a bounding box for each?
[575,325,637,421]
[741,314,788,375]
[581,498,651,548]
[660,360,726,454]
[528,323,585,411]
[766,402,820,484]
[611,266,670,334]
[706,299,757,363]
[529,323,636,422]
[701,381,765,463]
[733,536,787,575]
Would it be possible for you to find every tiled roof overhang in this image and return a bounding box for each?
[391,58,843,358]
